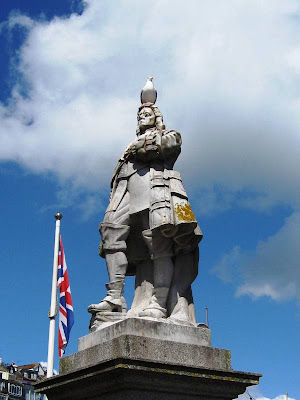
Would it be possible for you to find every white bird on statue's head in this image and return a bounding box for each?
[140,76,157,104]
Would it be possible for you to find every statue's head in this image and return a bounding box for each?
[136,102,165,136]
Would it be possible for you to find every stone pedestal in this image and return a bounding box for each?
[35,318,261,400]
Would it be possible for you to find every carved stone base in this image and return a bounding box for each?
[89,311,127,332]
[35,318,261,400]
[81,317,211,351]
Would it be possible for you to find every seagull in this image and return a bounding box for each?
[140,77,157,104]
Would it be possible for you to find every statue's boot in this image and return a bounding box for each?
[88,251,128,313]
[139,287,169,318]
[88,280,125,313]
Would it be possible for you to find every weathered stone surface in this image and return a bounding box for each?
[58,317,223,375]
[62,334,229,374]
[79,317,211,351]
[36,318,261,399]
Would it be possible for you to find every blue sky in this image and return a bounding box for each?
[0,1,299,399]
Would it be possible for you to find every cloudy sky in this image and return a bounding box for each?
[0,1,299,399]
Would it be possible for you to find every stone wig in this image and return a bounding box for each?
[136,102,166,136]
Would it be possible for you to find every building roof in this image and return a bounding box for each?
[16,363,40,370]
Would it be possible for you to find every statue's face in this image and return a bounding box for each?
[138,107,156,131]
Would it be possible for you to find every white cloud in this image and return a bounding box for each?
[39,361,58,376]
[1,1,300,303]
[257,396,295,400]
[212,246,241,283]
[236,388,295,400]
[213,212,300,303]
[0,0,299,204]
[237,212,300,302]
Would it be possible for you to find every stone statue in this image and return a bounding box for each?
[88,78,202,331]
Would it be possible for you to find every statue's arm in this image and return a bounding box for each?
[134,130,181,162]
[160,130,182,160]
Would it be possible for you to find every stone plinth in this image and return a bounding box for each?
[35,318,261,400]
[79,317,211,350]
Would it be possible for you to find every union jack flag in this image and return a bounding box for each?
[57,236,74,357]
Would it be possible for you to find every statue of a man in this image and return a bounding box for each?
[89,80,202,327]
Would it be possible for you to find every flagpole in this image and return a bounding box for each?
[47,212,62,378]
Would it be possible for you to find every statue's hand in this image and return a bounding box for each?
[134,131,162,161]
[144,132,161,159]
[134,136,146,152]
[144,135,158,152]
[124,137,145,159]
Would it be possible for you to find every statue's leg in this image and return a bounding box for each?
[127,258,154,317]
[167,249,199,325]
[88,193,130,313]
[139,228,174,318]
[93,248,128,312]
